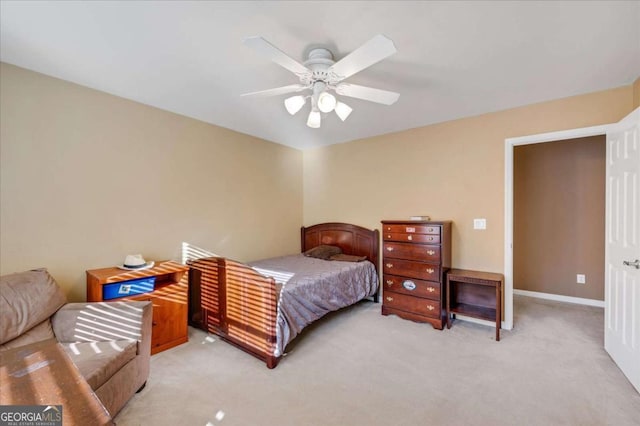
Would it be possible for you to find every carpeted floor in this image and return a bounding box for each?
[115,295,640,425]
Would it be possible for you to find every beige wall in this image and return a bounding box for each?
[514,136,605,300]
[303,85,634,273]
[2,62,637,302]
[0,63,303,301]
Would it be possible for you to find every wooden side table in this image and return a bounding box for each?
[446,269,504,341]
[86,260,189,354]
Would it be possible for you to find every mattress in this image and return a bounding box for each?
[249,254,378,356]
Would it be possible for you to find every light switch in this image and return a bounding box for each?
[473,218,487,230]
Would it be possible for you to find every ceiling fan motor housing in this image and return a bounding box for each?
[303,48,335,85]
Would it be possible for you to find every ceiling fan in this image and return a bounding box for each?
[241,34,400,128]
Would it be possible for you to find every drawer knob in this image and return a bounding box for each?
[427,287,435,292]
[427,250,435,256]
[387,234,391,238]
[386,297,394,302]
[386,280,394,286]
[386,263,393,268]
[427,305,435,311]
[386,247,394,252]
[426,268,435,274]
[428,237,434,241]
[407,235,413,241]
[428,228,434,232]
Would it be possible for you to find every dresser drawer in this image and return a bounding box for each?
[383,233,441,244]
[383,292,440,318]
[382,275,441,299]
[383,224,441,235]
[383,258,440,281]
[383,242,441,262]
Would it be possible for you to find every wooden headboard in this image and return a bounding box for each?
[301,222,379,273]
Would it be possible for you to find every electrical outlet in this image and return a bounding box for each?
[576,274,586,284]
[473,218,487,230]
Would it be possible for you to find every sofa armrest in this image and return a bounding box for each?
[52,301,152,352]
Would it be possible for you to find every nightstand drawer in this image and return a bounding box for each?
[383,292,440,318]
[383,242,441,262]
[383,275,441,299]
[383,258,440,282]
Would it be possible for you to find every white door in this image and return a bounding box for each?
[605,107,640,393]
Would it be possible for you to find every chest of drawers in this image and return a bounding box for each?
[381,220,452,329]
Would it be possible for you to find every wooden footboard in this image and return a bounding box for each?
[188,257,281,368]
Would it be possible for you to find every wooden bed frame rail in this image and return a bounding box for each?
[188,256,281,368]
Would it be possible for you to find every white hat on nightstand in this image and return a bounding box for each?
[118,254,155,271]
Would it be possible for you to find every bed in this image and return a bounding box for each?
[187,223,380,368]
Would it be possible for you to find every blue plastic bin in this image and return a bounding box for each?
[103,277,156,300]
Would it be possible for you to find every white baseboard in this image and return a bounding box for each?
[514,289,604,308]
[452,288,604,331]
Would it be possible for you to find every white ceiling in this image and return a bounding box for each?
[1,1,639,150]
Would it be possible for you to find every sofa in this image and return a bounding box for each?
[0,268,152,417]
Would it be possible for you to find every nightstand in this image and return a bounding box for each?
[446,269,503,341]
[86,260,189,354]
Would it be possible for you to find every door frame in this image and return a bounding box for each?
[504,124,610,330]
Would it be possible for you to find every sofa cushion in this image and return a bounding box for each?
[0,269,67,344]
[51,302,147,344]
[0,320,55,351]
[61,340,137,391]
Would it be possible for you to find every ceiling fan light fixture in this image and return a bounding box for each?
[317,91,337,113]
[284,95,306,115]
[307,110,321,128]
[334,101,353,121]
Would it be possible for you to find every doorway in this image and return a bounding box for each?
[503,123,610,330]
[513,136,606,304]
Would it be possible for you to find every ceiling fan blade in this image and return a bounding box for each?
[328,34,397,81]
[243,36,312,78]
[241,84,308,98]
[335,83,399,105]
